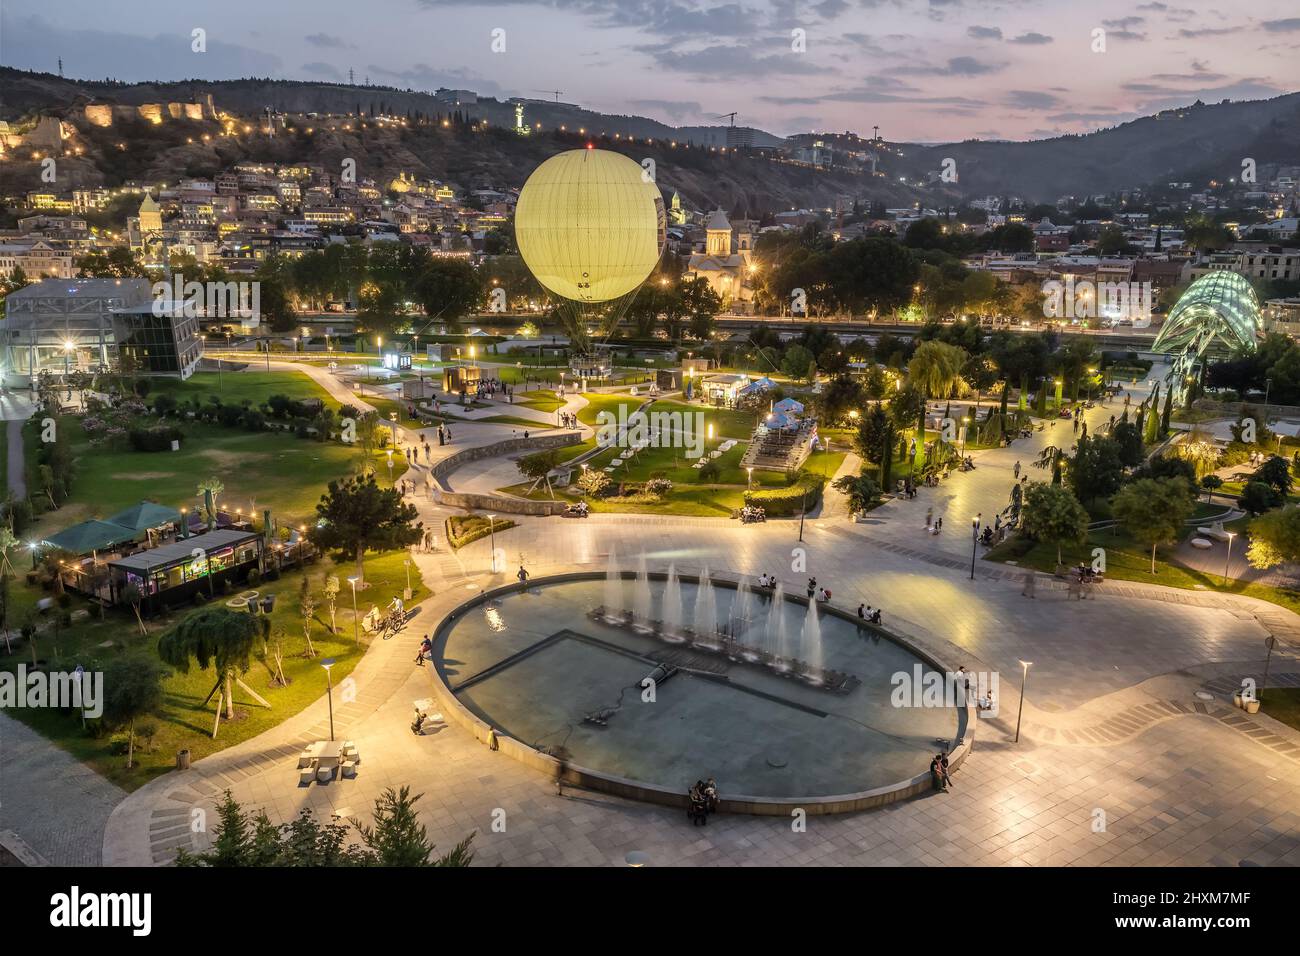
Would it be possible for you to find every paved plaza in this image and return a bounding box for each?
[6,369,1299,867]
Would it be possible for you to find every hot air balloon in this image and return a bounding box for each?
[514,148,665,350]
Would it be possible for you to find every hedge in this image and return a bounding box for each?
[445,513,518,550]
[743,478,824,517]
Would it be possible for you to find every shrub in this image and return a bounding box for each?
[743,478,824,516]
[577,468,611,497]
[128,425,184,452]
[697,460,720,482]
[445,513,518,549]
[644,477,673,496]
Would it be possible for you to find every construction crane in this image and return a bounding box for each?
[534,89,564,103]
[712,111,738,126]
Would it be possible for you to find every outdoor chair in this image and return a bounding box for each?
[341,761,357,779]
[297,751,314,768]
[299,767,315,786]
[316,765,334,783]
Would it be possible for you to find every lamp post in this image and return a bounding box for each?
[347,576,359,645]
[746,466,753,490]
[1015,659,1032,743]
[1223,531,1236,586]
[487,514,497,573]
[970,514,981,580]
[386,448,394,484]
[403,557,412,600]
[798,485,808,542]
[961,416,970,456]
[320,658,336,742]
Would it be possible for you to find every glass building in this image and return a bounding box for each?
[1153,271,1262,360]
[1,277,203,384]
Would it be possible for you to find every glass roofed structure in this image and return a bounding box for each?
[1153,271,1262,360]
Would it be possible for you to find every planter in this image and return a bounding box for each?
[1232,691,1244,709]
[1244,698,1261,715]
[176,749,191,770]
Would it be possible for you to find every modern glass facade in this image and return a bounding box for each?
[1153,271,1262,359]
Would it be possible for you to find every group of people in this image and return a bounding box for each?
[400,445,430,466]
[894,478,919,499]
[804,577,832,602]
[687,778,719,825]
[436,423,454,446]
[929,751,953,792]
[558,411,579,429]
[856,603,883,625]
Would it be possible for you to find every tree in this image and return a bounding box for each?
[1112,477,1196,573]
[101,655,168,769]
[1246,505,1300,569]
[157,607,269,722]
[781,344,815,381]
[908,340,967,398]
[415,258,484,325]
[517,449,560,497]
[854,404,892,477]
[1200,474,1224,502]
[1253,455,1292,498]
[298,576,318,658]
[1019,481,1089,566]
[832,472,882,515]
[1239,480,1279,516]
[1070,435,1124,504]
[309,475,422,584]
[323,575,341,634]
[355,786,442,866]
[178,788,475,867]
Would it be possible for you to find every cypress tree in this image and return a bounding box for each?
[1159,386,1173,438]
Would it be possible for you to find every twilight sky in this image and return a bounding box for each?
[1,0,1297,142]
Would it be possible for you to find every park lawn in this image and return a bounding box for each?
[0,548,426,790]
[647,399,757,441]
[479,415,555,428]
[516,389,565,413]
[583,441,750,484]
[498,480,746,517]
[1260,688,1300,733]
[984,521,1300,619]
[576,393,646,427]
[151,370,338,410]
[31,419,408,541]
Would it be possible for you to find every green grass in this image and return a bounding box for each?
[984,519,1300,619]
[1260,688,1300,733]
[32,417,408,550]
[516,389,565,413]
[478,415,557,428]
[0,549,425,790]
[151,371,336,409]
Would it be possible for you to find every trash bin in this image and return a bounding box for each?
[176,749,191,770]
[261,596,275,613]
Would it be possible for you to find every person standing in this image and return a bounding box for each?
[1013,460,1021,479]
[517,565,530,589]
[806,577,817,599]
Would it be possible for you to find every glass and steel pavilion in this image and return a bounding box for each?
[1152,271,1262,361]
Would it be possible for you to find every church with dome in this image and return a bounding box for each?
[684,208,757,312]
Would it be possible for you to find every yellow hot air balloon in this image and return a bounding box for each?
[514,148,666,302]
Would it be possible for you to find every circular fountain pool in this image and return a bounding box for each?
[433,571,961,805]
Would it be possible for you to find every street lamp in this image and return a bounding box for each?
[961,416,970,456]
[1223,531,1236,586]
[1015,659,1032,743]
[970,514,981,579]
[403,557,412,599]
[347,576,359,645]
[746,467,753,489]
[320,658,336,741]
[487,514,497,573]
[386,448,394,483]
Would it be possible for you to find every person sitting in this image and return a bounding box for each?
[857,603,867,620]
[704,778,719,814]
[978,691,994,712]
[871,608,882,625]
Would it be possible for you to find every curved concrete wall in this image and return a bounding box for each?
[429,431,581,516]
[427,571,973,816]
